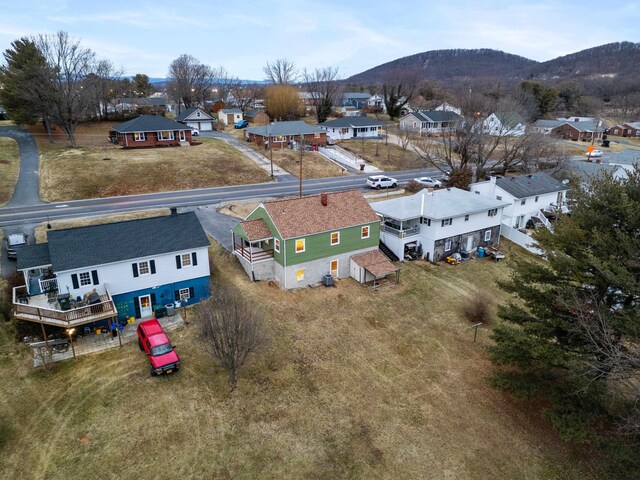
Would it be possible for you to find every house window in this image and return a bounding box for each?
[138,261,150,276]
[133,132,145,141]
[521,199,526,206]
[274,238,280,253]
[484,230,492,242]
[496,196,502,200]
[420,218,431,226]
[314,133,320,138]
[196,111,201,117]
[157,131,174,141]
[475,191,480,195]
[614,129,618,134]
[464,215,469,221]
[330,232,340,245]
[179,288,191,301]
[296,269,305,281]
[181,253,192,267]
[444,239,452,251]
[535,196,539,202]
[441,218,452,227]
[295,239,305,253]
[79,272,92,286]
[488,209,498,217]
[361,226,370,239]
[179,130,186,141]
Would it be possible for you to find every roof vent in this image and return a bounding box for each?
[510,177,516,181]
[170,207,178,215]
[321,192,328,206]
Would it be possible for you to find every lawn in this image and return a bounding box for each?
[340,138,426,171]
[33,122,271,201]
[0,240,612,479]
[0,137,20,206]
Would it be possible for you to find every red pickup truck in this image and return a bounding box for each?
[137,319,181,375]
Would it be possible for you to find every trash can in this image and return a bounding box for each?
[165,303,175,316]
[477,247,485,258]
[360,164,365,171]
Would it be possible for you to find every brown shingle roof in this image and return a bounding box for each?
[239,219,272,241]
[263,190,379,239]
[351,250,398,278]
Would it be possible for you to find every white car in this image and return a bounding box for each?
[191,127,199,136]
[413,177,442,188]
[585,149,603,158]
[366,175,397,189]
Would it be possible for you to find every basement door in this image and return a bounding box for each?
[139,295,153,318]
[330,259,339,277]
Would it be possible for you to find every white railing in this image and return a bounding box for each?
[381,224,420,238]
[39,277,59,293]
[532,210,553,232]
[500,224,543,256]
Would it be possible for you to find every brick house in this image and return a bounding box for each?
[245,121,327,149]
[609,122,640,138]
[550,120,603,141]
[109,115,192,148]
[245,108,270,125]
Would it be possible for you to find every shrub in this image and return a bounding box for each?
[461,289,493,325]
[404,180,426,193]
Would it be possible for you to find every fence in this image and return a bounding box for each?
[500,224,543,255]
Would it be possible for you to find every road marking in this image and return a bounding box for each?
[54,204,69,208]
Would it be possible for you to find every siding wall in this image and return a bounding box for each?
[116,130,192,148]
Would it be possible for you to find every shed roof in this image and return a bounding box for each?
[495,173,567,198]
[351,250,398,278]
[111,115,189,133]
[35,212,209,272]
[319,117,384,128]
[262,190,379,239]
[246,121,323,137]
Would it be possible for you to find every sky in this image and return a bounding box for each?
[1,0,639,80]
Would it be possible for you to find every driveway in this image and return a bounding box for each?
[190,205,239,252]
[0,125,41,207]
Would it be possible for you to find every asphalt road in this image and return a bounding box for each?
[0,125,41,206]
[0,168,441,227]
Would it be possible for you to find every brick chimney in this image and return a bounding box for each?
[321,192,328,206]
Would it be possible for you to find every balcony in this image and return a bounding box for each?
[381,224,420,238]
[13,285,118,327]
[233,240,274,263]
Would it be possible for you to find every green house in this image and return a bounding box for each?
[232,190,397,288]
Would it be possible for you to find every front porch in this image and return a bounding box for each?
[13,284,118,327]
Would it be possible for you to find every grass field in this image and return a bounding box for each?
[340,138,426,171]
[0,137,20,206]
[0,241,612,479]
[32,122,271,201]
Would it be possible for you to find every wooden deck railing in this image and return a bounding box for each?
[13,285,118,327]
[233,241,274,263]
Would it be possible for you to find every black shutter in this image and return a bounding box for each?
[132,263,139,277]
[174,290,180,301]
[188,286,195,299]
[150,293,156,307]
[150,260,156,274]
[133,296,141,319]
[71,274,79,289]
[91,270,99,285]
[192,252,198,266]
[176,255,182,269]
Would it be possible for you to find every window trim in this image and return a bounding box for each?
[361,225,370,239]
[133,132,146,142]
[488,208,498,217]
[296,269,305,281]
[157,130,174,141]
[441,218,453,227]
[78,271,92,286]
[444,239,452,252]
[295,239,305,253]
[330,231,340,246]
[484,230,492,242]
[179,287,191,301]
[181,253,192,268]
[137,260,151,276]
[274,238,280,253]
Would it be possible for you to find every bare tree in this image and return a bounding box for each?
[35,31,96,146]
[263,58,297,84]
[381,68,420,120]
[167,54,215,112]
[265,84,302,120]
[86,59,123,120]
[226,77,260,114]
[198,288,267,387]
[301,66,341,123]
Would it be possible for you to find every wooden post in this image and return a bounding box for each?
[40,322,49,347]
[116,317,123,347]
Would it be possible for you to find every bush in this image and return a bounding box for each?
[404,180,426,193]
[461,290,493,325]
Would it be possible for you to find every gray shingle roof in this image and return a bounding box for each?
[494,112,525,127]
[318,117,384,128]
[40,212,209,272]
[219,108,242,114]
[343,92,372,100]
[567,162,626,181]
[245,109,267,119]
[120,97,168,106]
[372,188,509,221]
[175,107,213,122]
[246,121,323,137]
[111,115,190,133]
[16,243,52,270]
[533,119,564,128]
[562,120,599,132]
[408,111,461,123]
[495,173,567,198]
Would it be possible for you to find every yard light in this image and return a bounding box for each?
[66,328,77,359]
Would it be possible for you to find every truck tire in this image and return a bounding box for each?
[138,338,143,351]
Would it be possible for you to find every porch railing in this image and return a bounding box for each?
[12,285,118,327]
[233,241,274,263]
[39,277,59,293]
[381,224,420,238]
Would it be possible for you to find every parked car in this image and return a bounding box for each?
[137,319,180,376]
[413,176,442,188]
[234,120,249,129]
[191,127,199,136]
[366,175,397,189]
[585,149,603,158]
[5,233,27,259]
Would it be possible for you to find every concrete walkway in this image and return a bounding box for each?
[200,130,293,179]
[0,125,42,207]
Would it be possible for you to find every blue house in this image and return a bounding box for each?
[13,212,211,328]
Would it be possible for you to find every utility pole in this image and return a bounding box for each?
[267,123,274,178]
[299,134,304,197]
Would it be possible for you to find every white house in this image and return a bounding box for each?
[367,94,386,112]
[399,110,461,135]
[218,108,243,126]
[482,112,526,136]
[470,173,568,230]
[318,116,384,140]
[13,212,211,328]
[371,188,509,262]
[176,107,215,132]
[434,102,462,115]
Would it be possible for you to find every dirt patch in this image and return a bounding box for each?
[0,137,20,206]
[340,139,426,171]
[219,202,260,219]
